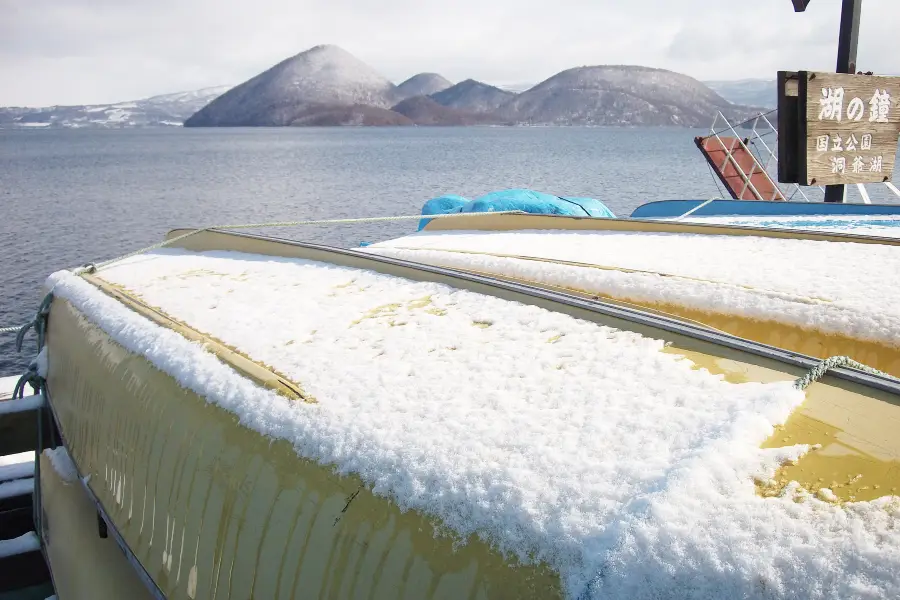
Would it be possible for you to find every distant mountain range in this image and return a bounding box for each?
[186,45,761,128]
[0,86,231,129]
[1,45,771,129]
[703,79,776,109]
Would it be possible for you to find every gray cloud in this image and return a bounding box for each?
[2,0,897,106]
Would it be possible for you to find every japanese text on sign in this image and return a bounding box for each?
[799,72,900,186]
[818,87,891,123]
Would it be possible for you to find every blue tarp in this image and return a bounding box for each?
[418,189,616,230]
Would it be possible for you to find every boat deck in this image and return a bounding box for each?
[39,237,900,599]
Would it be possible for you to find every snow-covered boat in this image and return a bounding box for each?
[370,207,900,378]
[3,220,900,599]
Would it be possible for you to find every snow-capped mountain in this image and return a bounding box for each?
[0,85,231,129]
[504,66,760,126]
[429,79,515,113]
[185,45,400,126]
[395,73,453,99]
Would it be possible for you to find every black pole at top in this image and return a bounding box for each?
[823,0,863,203]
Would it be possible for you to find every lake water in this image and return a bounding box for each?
[1,126,895,376]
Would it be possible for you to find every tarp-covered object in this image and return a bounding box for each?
[418,189,616,230]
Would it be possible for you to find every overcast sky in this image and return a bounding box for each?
[2,0,897,106]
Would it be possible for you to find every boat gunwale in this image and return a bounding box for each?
[630,198,900,220]
[80,273,311,402]
[419,211,900,246]
[162,227,900,398]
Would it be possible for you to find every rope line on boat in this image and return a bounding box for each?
[673,197,723,221]
[0,294,53,341]
[73,210,527,275]
[794,355,893,391]
[12,361,43,400]
[14,293,53,351]
[704,160,728,200]
[7,294,52,398]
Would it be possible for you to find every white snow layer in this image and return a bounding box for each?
[0,459,33,482]
[363,229,900,347]
[0,451,36,468]
[35,346,48,377]
[0,393,44,415]
[43,249,900,599]
[44,447,79,484]
[682,214,900,239]
[0,532,40,559]
[0,477,33,500]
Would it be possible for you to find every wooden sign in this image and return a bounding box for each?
[797,71,900,186]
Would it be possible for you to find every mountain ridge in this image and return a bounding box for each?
[396,73,453,99]
[501,65,751,126]
[391,95,509,125]
[0,85,231,129]
[185,45,399,126]
[183,46,761,127]
[429,79,516,114]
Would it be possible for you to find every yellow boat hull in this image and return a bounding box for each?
[45,298,560,600]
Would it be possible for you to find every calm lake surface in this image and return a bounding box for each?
[1,126,895,375]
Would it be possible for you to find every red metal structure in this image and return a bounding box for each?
[694,129,787,202]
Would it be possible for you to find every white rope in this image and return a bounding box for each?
[794,355,894,391]
[885,181,900,199]
[76,210,526,274]
[672,197,721,221]
[0,325,26,334]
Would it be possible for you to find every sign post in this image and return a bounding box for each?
[823,0,863,202]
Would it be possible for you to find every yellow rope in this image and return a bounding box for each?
[75,211,526,274]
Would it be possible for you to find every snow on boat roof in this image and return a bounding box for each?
[46,248,900,599]
[363,228,900,349]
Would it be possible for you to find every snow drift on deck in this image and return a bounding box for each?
[363,228,900,348]
[45,249,900,599]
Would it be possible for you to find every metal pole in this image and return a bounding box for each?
[824,0,862,202]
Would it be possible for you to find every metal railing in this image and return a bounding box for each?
[706,110,900,204]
